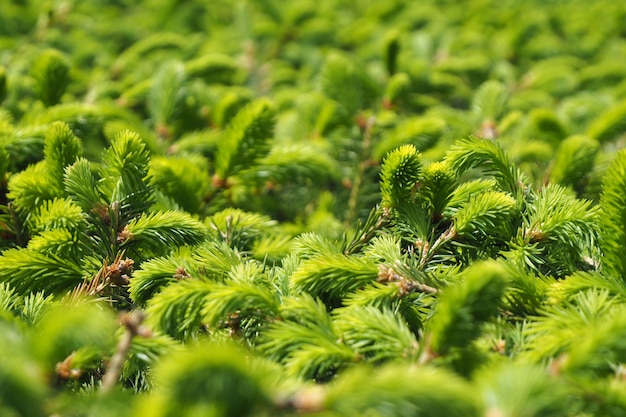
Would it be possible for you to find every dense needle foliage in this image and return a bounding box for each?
[2,0,626,416]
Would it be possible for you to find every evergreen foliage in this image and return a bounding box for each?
[599,149,626,281]
[428,260,509,356]
[1,0,626,415]
[31,49,71,108]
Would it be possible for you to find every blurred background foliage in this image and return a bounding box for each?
[1,0,625,217]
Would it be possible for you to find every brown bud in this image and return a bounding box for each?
[117,225,133,244]
[173,266,191,280]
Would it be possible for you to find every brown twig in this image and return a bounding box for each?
[378,264,439,295]
[100,311,150,394]
[419,225,457,269]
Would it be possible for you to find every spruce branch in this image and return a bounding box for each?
[191,240,244,279]
[64,251,135,308]
[259,295,356,380]
[392,199,433,250]
[43,122,82,189]
[64,158,105,213]
[599,149,626,280]
[362,234,403,263]
[454,190,517,239]
[383,30,401,76]
[121,331,179,392]
[445,136,526,198]
[378,263,440,295]
[524,184,597,247]
[551,272,626,304]
[561,307,626,376]
[383,72,411,109]
[373,116,445,161]
[380,144,422,211]
[421,161,456,221]
[408,186,516,271]
[129,253,195,305]
[55,349,100,381]
[242,143,339,187]
[547,135,599,191]
[444,178,499,217]
[342,279,426,337]
[3,1,626,414]
[500,259,550,317]
[148,343,273,417]
[184,53,239,84]
[35,300,117,377]
[100,130,153,216]
[0,282,20,314]
[20,291,52,326]
[27,228,84,260]
[27,103,103,145]
[587,99,626,143]
[0,248,86,294]
[520,184,598,276]
[7,162,61,215]
[428,260,509,356]
[149,154,210,214]
[418,224,457,269]
[343,281,410,307]
[214,98,276,181]
[478,362,573,417]
[120,210,208,255]
[324,364,482,417]
[67,261,110,303]
[471,80,508,124]
[343,206,390,255]
[0,283,52,326]
[111,32,189,78]
[320,52,379,118]
[523,290,617,363]
[145,278,213,340]
[147,61,187,138]
[290,254,379,305]
[333,305,419,363]
[31,49,70,107]
[293,232,342,259]
[201,263,280,334]
[28,197,84,234]
[206,208,276,250]
[8,202,26,247]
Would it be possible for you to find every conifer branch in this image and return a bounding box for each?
[380,144,422,211]
[445,136,526,198]
[333,305,419,363]
[120,210,208,256]
[145,278,213,340]
[599,149,626,280]
[428,260,509,356]
[214,99,276,181]
[324,364,482,417]
[290,254,379,305]
[378,264,439,295]
[343,206,390,255]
